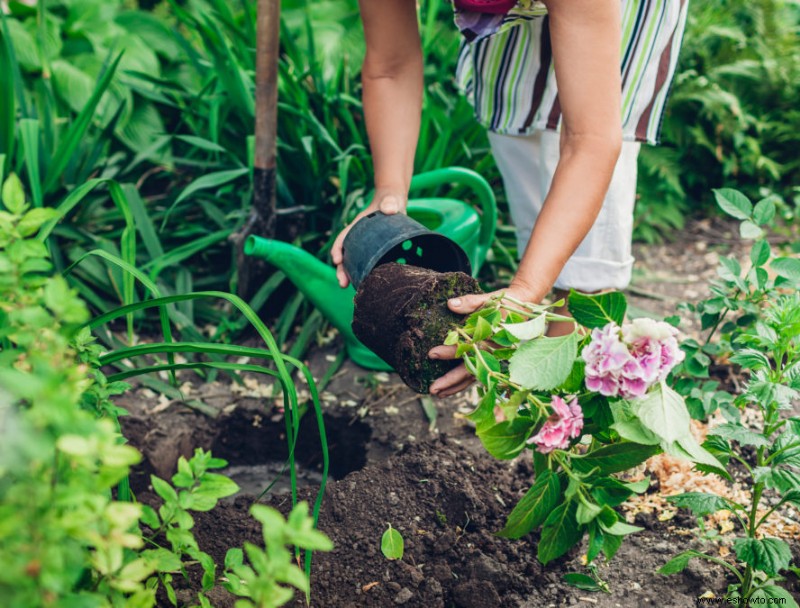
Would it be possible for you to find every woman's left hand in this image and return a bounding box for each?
[427,284,538,397]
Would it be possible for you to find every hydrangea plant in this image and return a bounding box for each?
[447,290,721,564]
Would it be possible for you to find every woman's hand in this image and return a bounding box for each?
[427,282,540,398]
[331,191,406,288]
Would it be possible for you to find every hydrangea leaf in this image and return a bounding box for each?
[567,290,626,329]
[508,331,578,390]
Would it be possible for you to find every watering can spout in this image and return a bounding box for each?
[244,235,356,340]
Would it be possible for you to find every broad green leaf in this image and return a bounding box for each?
[733,537,791,576]
[477,417,533,460]
[473,315,493,342]
[567,290,626,329]
[502,315,546,341]
[538,501,583,564]
[633,383,689,444]
[498,470,561,539]
[750,586,799,608]
[611,419,661,445]
[17,208,59,236]
[599,520,642,536]
[667,492,731,516]
[572,442,660,475]
[151,476,178,504]
[509,331,578,390]
[657,550,707,575]
[752,197,776,226]
[750,240,771,267]
[562,573,603,592]
[709,423,768,447]
[664,434,724,469]
[224,548,244,570]
[2,172,25,214]
[381,525,404,560]
[766,468,800,493]
[771,257,800,284]
[739,220,762,240]
[713,188,752,220]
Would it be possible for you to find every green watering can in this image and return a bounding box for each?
[245,166,497,370]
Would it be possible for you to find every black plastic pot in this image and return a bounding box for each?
[342,211,472,289]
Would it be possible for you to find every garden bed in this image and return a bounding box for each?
[116,218,799,607]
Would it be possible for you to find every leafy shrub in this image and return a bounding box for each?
[638,0,800,241]
[0,172,331,606]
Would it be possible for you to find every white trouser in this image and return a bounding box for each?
[488,129,641,292]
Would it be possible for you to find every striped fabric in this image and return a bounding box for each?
[455,0,689,144]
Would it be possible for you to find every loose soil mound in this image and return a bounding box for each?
[352,263,481,393]
[189,437,734,608]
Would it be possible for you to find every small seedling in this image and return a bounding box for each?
[381,524,404,560]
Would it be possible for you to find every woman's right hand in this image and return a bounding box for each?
[331,190,407,288]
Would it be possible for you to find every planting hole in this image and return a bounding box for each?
[211,408,371,496]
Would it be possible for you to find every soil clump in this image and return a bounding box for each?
[352,263,481,393]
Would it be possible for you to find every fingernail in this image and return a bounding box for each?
[449,298,462,307]
[429,350,440,360]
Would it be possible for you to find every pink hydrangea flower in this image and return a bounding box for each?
[528,396,584,454]
[582,319,684,399]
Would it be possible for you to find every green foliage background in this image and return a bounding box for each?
[1,0,797,348]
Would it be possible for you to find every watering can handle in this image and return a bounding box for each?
[408,167,497,268]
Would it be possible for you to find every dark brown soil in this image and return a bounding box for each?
[353,263,481,393]
[115,217,800,607]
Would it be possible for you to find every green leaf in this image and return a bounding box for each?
[498,470,561,539]
[477,417,533,460]
[767,468,800,493]
[381,525,404,560]
[750,240,771,267]
[750,586,799,608]
[538,501,582,564]
[151,476,178,504]
[224,548,244,570]
[502,315,546,341]
[572,442,660,476]
[567,290,627,329]
[473,315,493,342]
[562,573,603,592]
[710,423,768,447]
[714,188,752,220]
[167,167,249,216]
[771,257,800,284]
[2,172,25,214]
[632,383,689,444]
[752,197,776,226]
[657,550,707,575]
[739,220,762,240]
[17,208,59,237]
[665,434,724,469]
[732,537,791,576]
[508,331,578,390]
[666,492,731,516]
[599,520,643,536]
[611,419,661,445]
[729,348,770,371]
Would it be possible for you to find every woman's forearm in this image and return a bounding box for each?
[513,0,623,302]
[358,0,423,197]
[362,56,423,195]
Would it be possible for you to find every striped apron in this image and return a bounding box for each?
[454,0,689,144]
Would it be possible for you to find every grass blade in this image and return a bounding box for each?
[19,118,42,208]
[44,52,123,194]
